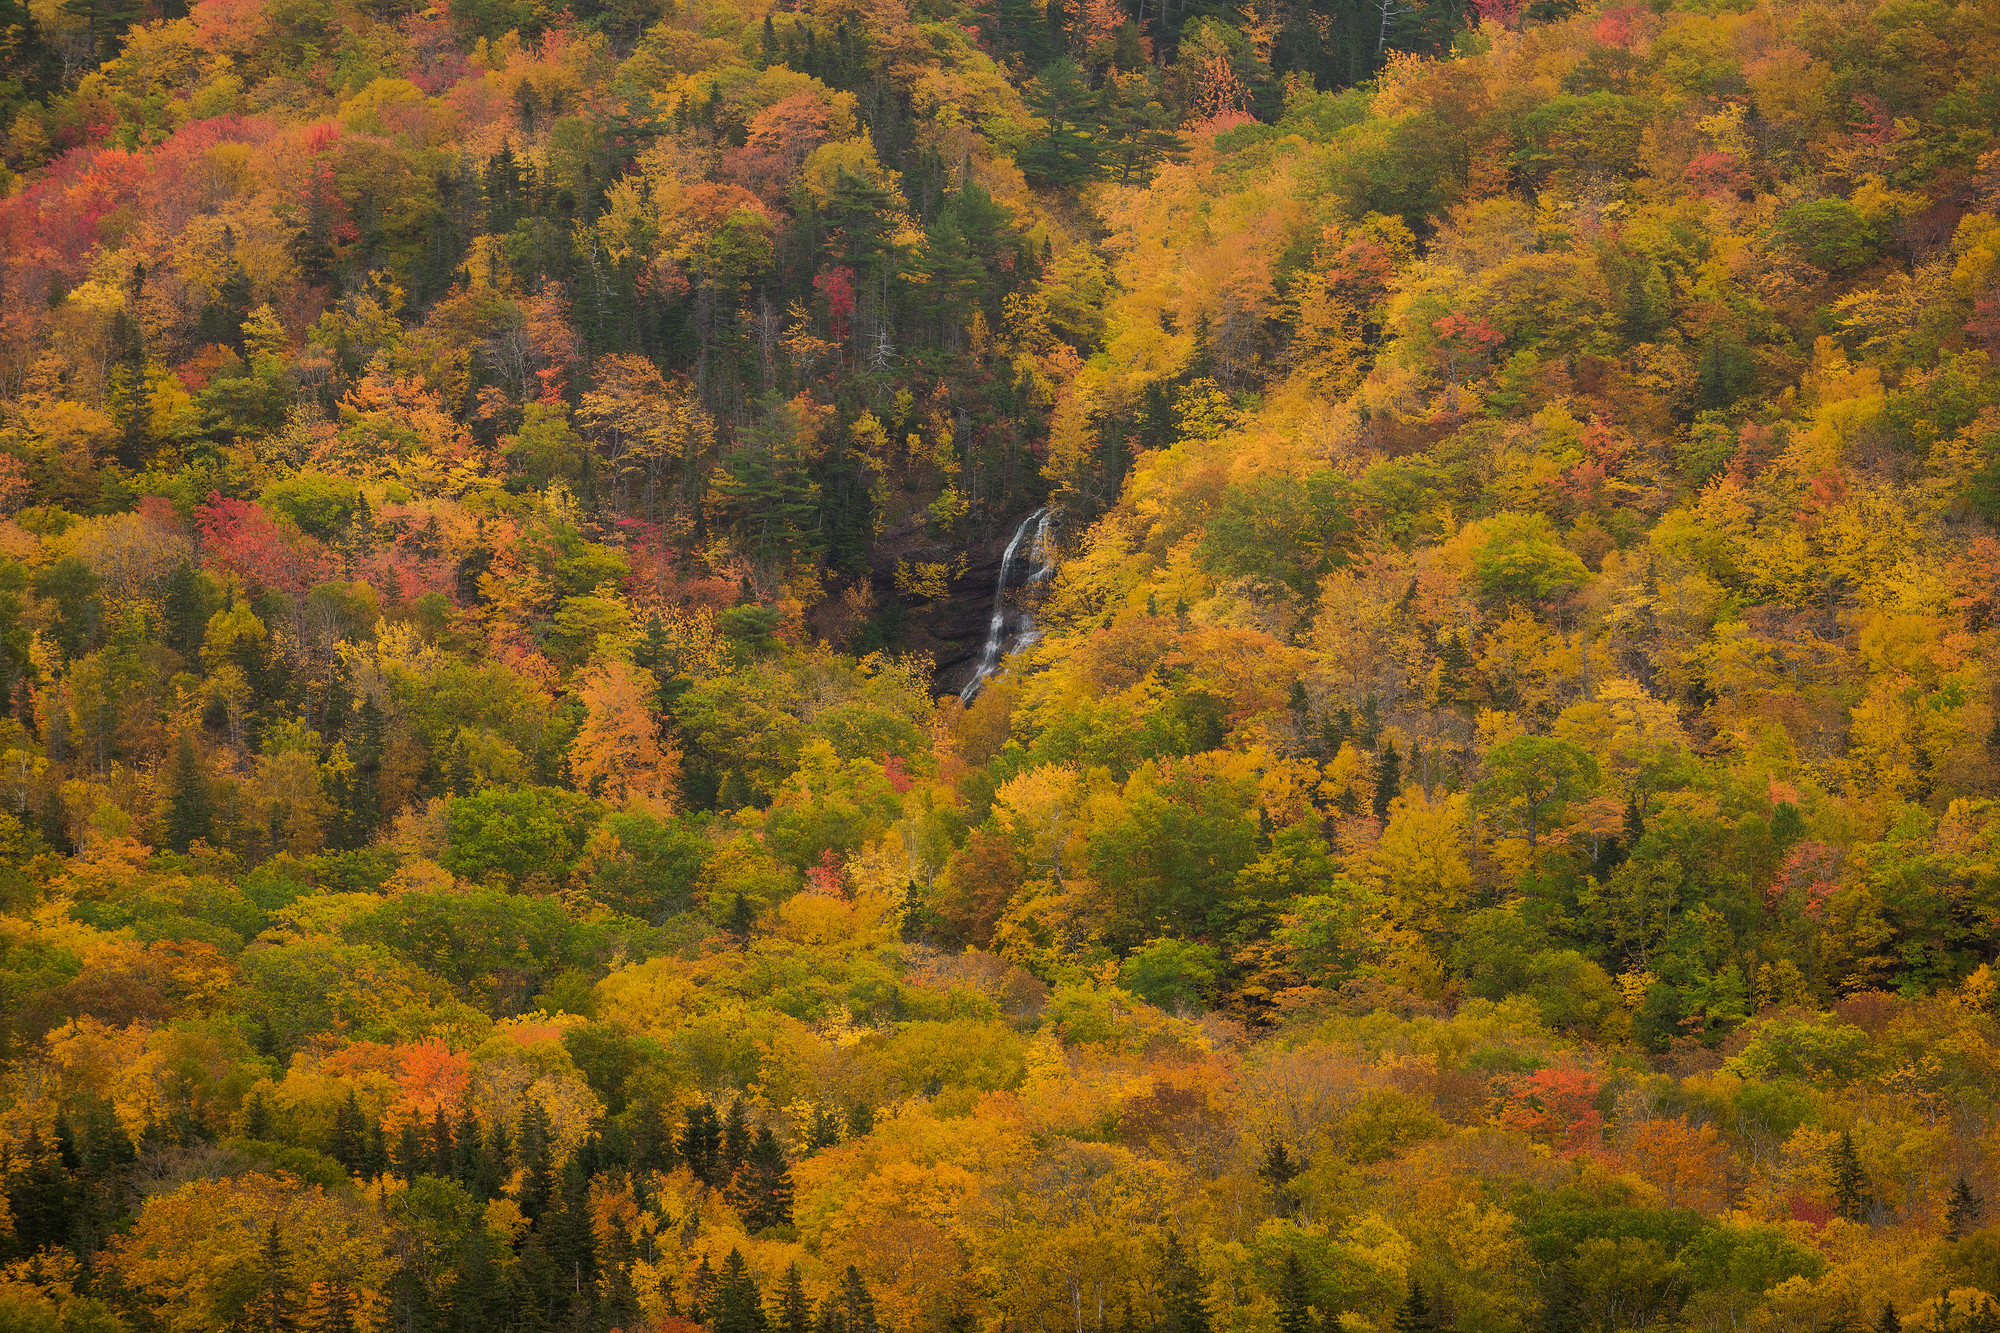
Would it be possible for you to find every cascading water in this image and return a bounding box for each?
[959,506,1059,702]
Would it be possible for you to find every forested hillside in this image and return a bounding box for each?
[0,0,1998,1325]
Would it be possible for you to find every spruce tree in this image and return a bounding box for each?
[478,1115,510,1200]
[807,1105,842,1153]
[737,1125,794,1231]
[395,1118,424,1185]
[331,1092,365,1172]
[454,1104,484,1190]
[164,735,214,853]
[690,1254,717,1324]
[1259,1140,1300,1215]
[721,1098,753,1183]
[845,1102,874,1137]
[1371,739,1402,822]
[715,1249,769,1333]
[633,1097,677,1175]
[1878,1303,1902,1333]
[1833,1132,1873,1222]
[1948,1175,1986,1240]
[303,1282,359,1333]
[1158,1233,1210,1333]
[1391,1280,1432,1333]
[246,1219,302,1332]
[1276,1252,1312,1333]
[773,1263,812,1333]
[516,1101,556,1221]
[681,1101,723,1185]
[431,1105,455,1180]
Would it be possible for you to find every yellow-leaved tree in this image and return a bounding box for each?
[570,657,680,815]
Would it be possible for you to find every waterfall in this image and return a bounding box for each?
[960,507,1058,702]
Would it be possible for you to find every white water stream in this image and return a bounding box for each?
[959,507,1058,702]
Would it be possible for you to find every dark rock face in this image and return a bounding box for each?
[869,508,1052,697]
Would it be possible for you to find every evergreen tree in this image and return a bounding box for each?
[362,1116,390,1180]
[246,1219,302,1332]
[1021,59,1103,186]
[478,1115,510,1200]
[1879,1304,1903,1333]
[1276,1252,1312,1333]
[773,1263,812,1333]
[845,1102,874,1138]
[632,1097,677,1175]
[690,1254,717,1324]
[1259,1140,1300,1215]
[1948,1175,1986,1240]
[1158,1233,1210,1333]
[721,1098,753,1183]
[734,1125,794,1232]
[807,1104,842,1152]
[516,1101,556,1221]
[1393,1280,1441,1333]
[242,1087,274,1140]
[164,735,214,853]
[454,1103,485,1191]
[430,1105,455,1180]
[303,1282,359,1333]
[394,1118,424,1185]
[714,1248,769,1333]
[729,891,755,940]
[162,562,210,664]
[681,1101,723,1186]
[331,1092,365,1172]
[1371,739,1402,822]
[6,1126,76,1255]
[1833,1132,1873,1223]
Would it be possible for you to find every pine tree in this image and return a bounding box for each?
[1158,1233,1210,1333]
[303,1282,359,1333]
[633,1097,677,1175]
[454,1104,485,1190]
[331,1091,365,1172]
[243,1086,274,1140]
[1371,739,1402,822]
[1948,1175,1986,1240]
[1392,1280,1438,1333]
[679,1101,723,1185]
[845,1102,874,1137]
[362,1116,390,1180]
[736,1125,794,1231]
[1879,1304,1903,1333]
[395,1117,424,1185]
[446,734,474,796]
[1259,1140,1300,1214]
[431,1105,455,1179]
[478,1115,510,1200]
[164,735,214,853]
[163,562,209,664]
[729,891,755,940]
[1276,1252,1312,1333]
[773,1263,812,1333]
[690,1254,717,1324]
[721,1098,753,1183]
[1833,1132,1873,1223]
[1437,631,1473,710]
[246,1219,302,1332]
[714,1248,769,1333]
[838,1266,878,1333]
[807,1104,842,1152]
[517,1101,556,1220]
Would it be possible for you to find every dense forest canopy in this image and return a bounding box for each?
[0,0,1997,1326]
